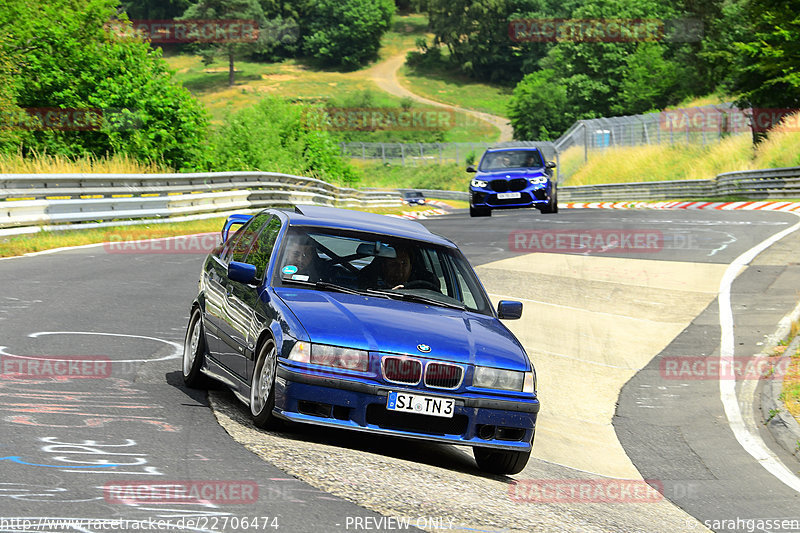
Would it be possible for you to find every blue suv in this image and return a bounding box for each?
[468,147,557,217]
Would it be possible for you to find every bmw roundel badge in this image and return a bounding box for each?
[417,343,431,353]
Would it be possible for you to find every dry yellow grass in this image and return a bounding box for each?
[784,346,800,422]
[564,112,800,187]
[0,151,172,174]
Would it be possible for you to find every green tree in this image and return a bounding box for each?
[302,0,395,69]
[732,0,800,142]
[424,0,556,83]
[120,0,192,20]
[507,69,571,139]
[0,0,208,168]
[179,0,268,86]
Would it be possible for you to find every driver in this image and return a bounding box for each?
[358,245,439,291]
[282,235,322,281]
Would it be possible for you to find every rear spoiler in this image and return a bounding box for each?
[221,213,253,242]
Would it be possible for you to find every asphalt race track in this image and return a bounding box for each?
[0,207,798,533]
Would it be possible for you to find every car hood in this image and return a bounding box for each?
[477,168,546,179]
[275,288,529,371]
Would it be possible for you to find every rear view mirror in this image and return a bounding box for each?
[356,242,397,258]
[466,165,477,173]
[497,300,523,320]
[546,161,557,169]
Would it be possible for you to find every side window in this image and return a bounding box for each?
[224,213,271,264]
[245,217,282,279]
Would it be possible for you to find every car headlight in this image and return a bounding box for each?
[288,341,368,372]
[473,366,527,392]
[528,176,548,185]
[471,179,488,188]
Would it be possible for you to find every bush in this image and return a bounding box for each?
[207,97,360,185]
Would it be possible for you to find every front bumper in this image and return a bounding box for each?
[470,184,551,209]
[274,366,539,451]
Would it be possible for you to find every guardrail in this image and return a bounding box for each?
[2,166,798,234]
[0,172,401,233]
[558,167,800,202]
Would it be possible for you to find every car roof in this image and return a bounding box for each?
[281,205,455,247]
[484,147,542,154]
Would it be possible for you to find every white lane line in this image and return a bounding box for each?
[0,331,182,363]
[718,212,800,493]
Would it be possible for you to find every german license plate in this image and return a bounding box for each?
[386,391,454,418]
[497,192,521,200]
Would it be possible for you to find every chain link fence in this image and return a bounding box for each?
[340,103,750,164]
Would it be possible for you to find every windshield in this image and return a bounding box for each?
[479,150,543,171]
[273,226,493,315]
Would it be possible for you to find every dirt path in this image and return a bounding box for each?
[367,52,514,142]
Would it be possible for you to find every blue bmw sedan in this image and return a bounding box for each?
[468,147,557,217]
[183,205,539,474]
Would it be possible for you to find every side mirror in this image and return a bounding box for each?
[546,161,557,169]
[228,261,258,285]
[466,165,477,173]
[497,300,522,320]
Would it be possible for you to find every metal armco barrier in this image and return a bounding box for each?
[558,166,800,202]
[0,171,401,231]
[2,166,799,233]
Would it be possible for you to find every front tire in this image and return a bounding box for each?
[541,186,558,214]
[473,447,531,475]
[183,309,210,388]
[251,339,279,429]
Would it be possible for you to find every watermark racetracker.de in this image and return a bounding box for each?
[508,18,703,43]
[508,479,664,503]
[0,355,112,379]
[0,108,142,131]
[103,234,222,254]
[660,355,790,380]
[103,480,258,505]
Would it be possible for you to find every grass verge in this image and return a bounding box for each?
[562,121,800,186]
[398,64,513,118]
[0,202,461,258]
[782,321,800,424]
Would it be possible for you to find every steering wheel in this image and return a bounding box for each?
[402,279,441,292]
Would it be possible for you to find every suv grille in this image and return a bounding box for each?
[489,178,527,192]
[424,362,463,389]
[382,356,422,385]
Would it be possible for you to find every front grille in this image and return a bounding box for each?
[489,179,509,193]
[366,404,468,436]
[382,356,422,385]
[508,178,528,192]
[424,362,463,389]
[489,178,528,192]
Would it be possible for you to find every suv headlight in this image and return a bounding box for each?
[529,176,548,185]
[288,342,369,372]
[473,366,532,392]
[471,179,488,188]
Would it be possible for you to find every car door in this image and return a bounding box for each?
[203,223,250,360]
[222,214,280,380]
[210,214,269,377]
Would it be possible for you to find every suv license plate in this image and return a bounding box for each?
[386,392,455,418]
[497,192,521,200]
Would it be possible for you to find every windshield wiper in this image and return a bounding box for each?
[282,278,365,296]
[365,289,465,310]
